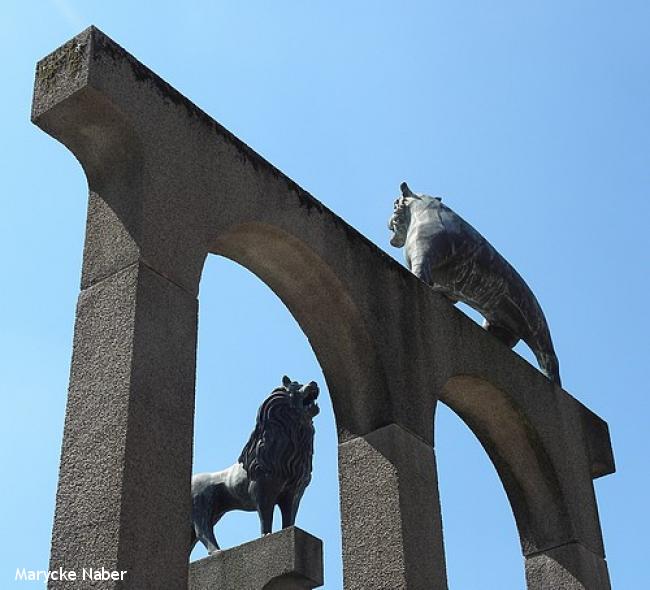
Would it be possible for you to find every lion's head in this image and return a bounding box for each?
[238,376,319,487]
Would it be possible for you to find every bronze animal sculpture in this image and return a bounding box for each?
[190,376,319,555]
[389,182,561,385]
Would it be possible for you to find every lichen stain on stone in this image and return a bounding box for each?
[293,187,324,215]
[37,38,87,89]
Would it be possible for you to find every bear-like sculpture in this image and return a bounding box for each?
[190,376,319,555]
[389,182,561,385]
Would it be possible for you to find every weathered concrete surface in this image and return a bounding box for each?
[48,262,197,589]
[525,542,611,590]
[339,424,448,590]
[33,27,615,589]
[442,375,607,558]
[189,527,323,590]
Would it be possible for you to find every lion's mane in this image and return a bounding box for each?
[238,389,314,490]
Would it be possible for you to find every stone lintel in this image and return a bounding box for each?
[189,527,323,590]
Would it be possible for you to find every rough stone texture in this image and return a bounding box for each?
[33,27,615,589]
[525,542,612,590]
[48,262,198,589]
[189,527,323,590]
[339,424,448,590]
[441,375,607,559]
[578,404,616,479]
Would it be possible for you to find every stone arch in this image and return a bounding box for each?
[191,251,343,571]
[437,374,613,588]
[441,375,571,556]
[208,221,390,439]
[433,400,525,588]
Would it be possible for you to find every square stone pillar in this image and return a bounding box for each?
[525,542,612,590]
[338,424,448,590]
[48,262,198,588]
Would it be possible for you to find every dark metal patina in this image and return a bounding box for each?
[190,376,319,555]
[389,182,561,385]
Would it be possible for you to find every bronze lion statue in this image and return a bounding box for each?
[190,376,319,555]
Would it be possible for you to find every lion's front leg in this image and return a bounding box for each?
[278,487,305,529]
[410,257,433,285]
[258,502,274,536]
[250,478,277,536]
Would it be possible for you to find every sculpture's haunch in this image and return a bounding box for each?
[389,182,561,385]
[190,376,319,556]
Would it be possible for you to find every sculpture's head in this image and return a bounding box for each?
[282,375,320,419]
[389,182,443,247]
[388,182,418,247]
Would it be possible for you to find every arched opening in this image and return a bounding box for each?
[191,253,343,585]
[439,376,575,588]
[202,220,570,589]
[209,220,392,440]
[436,402,525,588]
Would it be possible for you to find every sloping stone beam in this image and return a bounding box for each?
[33,27,614,590]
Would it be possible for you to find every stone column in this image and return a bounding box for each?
[189,527,323,590]
[525,542,612,590]
[48,262,198,589]
[338,424,448,590]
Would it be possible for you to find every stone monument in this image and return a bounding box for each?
[32,26,615,589]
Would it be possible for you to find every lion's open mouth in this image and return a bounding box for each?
[302,383,320,417]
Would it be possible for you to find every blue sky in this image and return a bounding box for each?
[1,1,649,588]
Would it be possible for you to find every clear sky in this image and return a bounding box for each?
[1,1,648,588]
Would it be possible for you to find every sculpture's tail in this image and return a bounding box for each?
[515,284,562,387]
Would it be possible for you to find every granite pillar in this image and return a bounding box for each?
[48,262,198,588]
[525,542,612,590]
[338,424,448,590]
